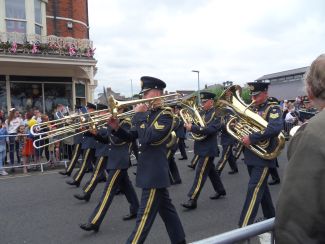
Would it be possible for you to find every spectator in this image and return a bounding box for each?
[285,103,300,125]
[0,121,8,176]
[5,108,24,172]
[22,113,37,173]
[15,125,25,166]
[32,108,42,123]
[275,54,325,243]
[0,109,5,123]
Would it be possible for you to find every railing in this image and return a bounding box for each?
[1,133,74,173]
[0,32,95,57]
[191,218,275,244]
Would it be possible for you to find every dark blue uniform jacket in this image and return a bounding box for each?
[244,101,283,168]
[191,108,222,157]
[113,108,174,189]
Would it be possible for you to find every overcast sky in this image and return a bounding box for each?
[88,0,325,97]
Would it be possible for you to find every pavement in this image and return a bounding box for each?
[0,140,287,244]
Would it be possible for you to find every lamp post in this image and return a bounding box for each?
[192,70,201,104]
[130,79,134,97]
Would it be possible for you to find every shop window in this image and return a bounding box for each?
[44,83,72,116]
[10,83,42,113]
[76,83,86,98]
[0,81,7,114]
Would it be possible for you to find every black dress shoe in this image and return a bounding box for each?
[58,171,68,175]
[187,164,195,169]
[74,193,90,202]
[123,213,137,221]
[228,169,239,175]
[210,191,226,200]
[268,179,280,185]
[80,223,99,232]
[181,199,197,210]
[66,180,80,187]
[178,157,188,160]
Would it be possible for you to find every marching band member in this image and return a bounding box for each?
[181,91,226,210]
[66,103,97,187]
[108,76,186,244]
[80,106,139,232]
[238,81,283,227]
[73,104,109,202]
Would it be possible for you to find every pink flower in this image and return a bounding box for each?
[32,43,38,54]
[69,44,76,56]
[10,42,17,53]
[87,47,96,57]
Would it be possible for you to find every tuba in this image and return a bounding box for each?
[179,95,207,141]
[216,85,285,160]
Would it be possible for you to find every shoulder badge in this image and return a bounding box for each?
[154,121,165,130]
[269,113,279,119]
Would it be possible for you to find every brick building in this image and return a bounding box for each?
[0,0,97,115]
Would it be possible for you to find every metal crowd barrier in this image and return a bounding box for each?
[283,121,296,139]
[191,218,275,244]
[1,133,73,173]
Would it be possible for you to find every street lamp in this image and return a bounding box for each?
[192,70,201,104]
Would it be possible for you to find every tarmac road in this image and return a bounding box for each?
[0,140,287,244]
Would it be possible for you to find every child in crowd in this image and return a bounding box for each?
[0,121,8,176]
[22,115,37,173]
[15,125,25,166]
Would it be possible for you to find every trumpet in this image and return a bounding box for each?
[216,85,285,160]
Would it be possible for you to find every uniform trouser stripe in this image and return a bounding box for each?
[167,150,171,160]
[75,149,90,182]
[191,156,209,199]
[242,167,268,227]
[91,170,120,224]
[217,146,231,171]
[84,157,104,193]
[132,189,156,244]
[191,155,199,167]
[67,144,80,172]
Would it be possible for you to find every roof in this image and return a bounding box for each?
[256,66,309,81]
[268,80,306,100]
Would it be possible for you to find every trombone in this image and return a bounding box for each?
[32,93,180,149]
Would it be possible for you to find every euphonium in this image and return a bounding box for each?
[179,95,207,141]
[216,85,285,160]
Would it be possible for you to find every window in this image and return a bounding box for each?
[34,0,42,35]
[5,0,26,33]
[10,83,42,113]
[76,83,86,107]
[44,83,72,115]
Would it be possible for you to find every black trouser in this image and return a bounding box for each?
[234,143,244,160]
[72,148,95,184]
[89,169,139,227]
[188,156,225,201]
[167,150,181,184]
[66,143,83,174]
[216,145,238,174]
[238,165,275,227]
[126,188,185,244]
[82,156,108,196]
[178,138,187,159]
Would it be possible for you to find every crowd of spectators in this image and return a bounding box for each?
[0,106,68,175]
